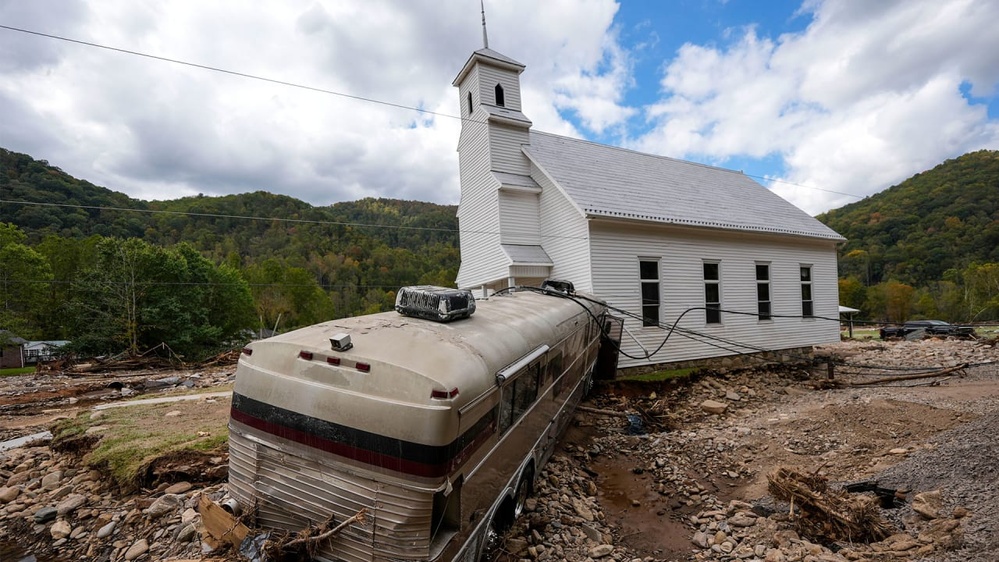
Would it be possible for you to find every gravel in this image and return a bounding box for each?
[875,364,999,560]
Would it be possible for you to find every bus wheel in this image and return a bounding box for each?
[512,468,533,519]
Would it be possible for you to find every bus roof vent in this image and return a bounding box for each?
[395,286,476,323]
[541,279,575,295]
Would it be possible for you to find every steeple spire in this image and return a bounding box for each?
[480,0,489,49]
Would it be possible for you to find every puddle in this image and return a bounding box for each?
[592,452,693,559]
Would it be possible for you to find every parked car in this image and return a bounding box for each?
[879,320,975,340]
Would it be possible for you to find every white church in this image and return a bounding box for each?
[451,45,845,368]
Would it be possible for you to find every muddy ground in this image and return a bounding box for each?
[1,337,997,561]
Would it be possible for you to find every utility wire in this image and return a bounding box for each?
[0,23,863,200]
[0,24,460,123]
[0,197,591,240]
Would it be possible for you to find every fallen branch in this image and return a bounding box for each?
[848,364,967,386]
[577,405,629,417]
[262,508,368,561]
[284,509,368,549]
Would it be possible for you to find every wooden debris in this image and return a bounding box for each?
[767,466,894,543]
[199,494,250,550]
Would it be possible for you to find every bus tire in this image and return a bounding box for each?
[512,466,533,519]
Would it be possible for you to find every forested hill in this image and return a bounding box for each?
[817,150,999,288]
[0,147,459,355]
[0,147,458,260]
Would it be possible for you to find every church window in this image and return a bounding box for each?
[495,83,505,107]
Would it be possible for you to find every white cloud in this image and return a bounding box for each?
[2,0,997,217]
[635,0,999,214]
[0,0,627,205]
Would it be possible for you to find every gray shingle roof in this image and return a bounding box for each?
[453,48,525,86]
[501,244,553,266]
[493,172,540,190]
[523,131,844,241]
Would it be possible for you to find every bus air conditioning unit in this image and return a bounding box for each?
[395,286,476,322]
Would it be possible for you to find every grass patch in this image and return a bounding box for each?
[619,367,697,382]
[50,397,230,490]
[0,366,35,376]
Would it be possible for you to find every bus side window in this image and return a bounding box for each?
[546,352,564,389]
[498,362,541,434]
[513,363,540,420]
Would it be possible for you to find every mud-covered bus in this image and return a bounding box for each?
[227,285,614,562]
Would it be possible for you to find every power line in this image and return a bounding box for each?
[0,23,861,200]
[0,24,462,124]
[742,173,863,200]
[0,197,591,240]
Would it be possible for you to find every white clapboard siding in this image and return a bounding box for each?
[534,167,593,292]
[589,221,840,367]
[489,123,531,175]
[499,190,540,245]
[456,110,505,289]
[477,65,522,111]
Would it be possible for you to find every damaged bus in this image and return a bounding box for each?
[227,285,614,562]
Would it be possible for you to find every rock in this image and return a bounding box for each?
[180,507,199,525]
[729,513,756,527]
[56,493,87,515]
[34,506,58,523]
[725,391,742,401]
[0,486,19,503]
[49,484,73,500]
[123,538,149,560]
[701,399,728,415]
[589,544,614,558]
[41,471,63,490]
[952,506,970,519]
[571,497,595,521]
[581,524,603,543]
[50,519,72,539]
[97,520,116,539]
[892,539,920,551]
[164,481,193,495]
[913,490,943,519]
[145,493,183,518]
[175,522,198,542]
[165,410,182,417]
[692,531,709,548]
[765,549,787,562]
[506,538,528,555]
[888,447,908,455]
[713,530,727,545]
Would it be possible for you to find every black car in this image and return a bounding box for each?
[879,320,975,340]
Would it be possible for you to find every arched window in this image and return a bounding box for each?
[467,92,473,116]
[494,83,505,107]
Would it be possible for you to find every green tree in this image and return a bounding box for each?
[884,281,916,323]
[0,223,54,338]
[67,238,256,358]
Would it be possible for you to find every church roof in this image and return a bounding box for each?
[452,48,525,86]
[522,131,844,241]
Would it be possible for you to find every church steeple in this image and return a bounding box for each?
[480,0,489,49]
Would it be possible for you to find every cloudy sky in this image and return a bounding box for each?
[1,0,997,215]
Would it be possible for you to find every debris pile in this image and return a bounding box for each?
[766,467,893,543]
